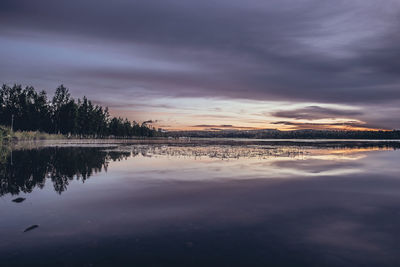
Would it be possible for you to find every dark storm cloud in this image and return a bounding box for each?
[92,100,174,110]
[1,0,400,128]
[272,106,363,120]
[1,0,400,102]
[142,120,158,124]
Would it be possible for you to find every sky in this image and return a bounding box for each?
[1,0,400,131]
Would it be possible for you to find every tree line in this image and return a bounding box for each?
[168,129,400,139]
[0,84,162,137]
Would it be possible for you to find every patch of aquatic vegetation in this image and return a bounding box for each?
[106,145,312,159]
[105,144,395,160]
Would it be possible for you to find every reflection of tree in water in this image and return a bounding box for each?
[1,142,398,196]
[0,147,130,196]
[0,145,9,165]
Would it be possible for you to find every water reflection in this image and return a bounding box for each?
[0,142,398,196]
[0,147,130,196]
[1,142,400,266]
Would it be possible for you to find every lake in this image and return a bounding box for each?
[1,139,400,266]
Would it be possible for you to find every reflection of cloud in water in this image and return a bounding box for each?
[106,145,382,179]
[270,159,364,176]
[0,144,397,196]
[307,220,382,253]
[4,174,400,266]
[1,143,400,266]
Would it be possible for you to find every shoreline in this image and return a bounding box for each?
[2,137,400,151]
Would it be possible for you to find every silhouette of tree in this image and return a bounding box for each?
[0,84,161,137]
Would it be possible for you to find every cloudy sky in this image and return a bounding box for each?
[1,0,400,130]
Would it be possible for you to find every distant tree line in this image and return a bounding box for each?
[168,129,400,139]
[0,84,162,137]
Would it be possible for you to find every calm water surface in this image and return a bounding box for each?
[1,140,400,266]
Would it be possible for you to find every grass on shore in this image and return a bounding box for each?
[0,126,65,142]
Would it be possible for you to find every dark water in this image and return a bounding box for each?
[1,140,400,266]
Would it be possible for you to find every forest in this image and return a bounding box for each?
[0,84,161,137]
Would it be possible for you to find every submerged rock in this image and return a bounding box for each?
[12,197,26,203]
[23,225,39,232]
